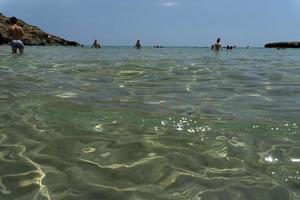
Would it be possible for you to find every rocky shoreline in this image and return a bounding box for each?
[0,13,79,46]
[265,42,300,48]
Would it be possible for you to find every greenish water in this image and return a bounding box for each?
[0,46,300,200]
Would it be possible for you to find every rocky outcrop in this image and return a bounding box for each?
[265,42,300,48]
[0,13,79,46]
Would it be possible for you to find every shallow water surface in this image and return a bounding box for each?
[0,46,300,199]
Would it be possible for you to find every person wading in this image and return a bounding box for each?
[8,17,25,54]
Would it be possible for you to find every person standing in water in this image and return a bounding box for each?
[8,17,25,54]
[214,37,222,50]
[134,40,141,49]
[92,39,101,48]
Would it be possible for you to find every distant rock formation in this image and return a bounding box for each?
[0,13,79,46]
[265,42,300,48]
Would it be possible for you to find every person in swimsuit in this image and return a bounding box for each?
[8,17,25,54]
[134,40,141,49]
[214,37,222,50]
[92,39,101,48]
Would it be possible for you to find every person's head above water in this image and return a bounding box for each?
[9,17,18,25]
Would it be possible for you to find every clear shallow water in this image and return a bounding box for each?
[0,46,300,200]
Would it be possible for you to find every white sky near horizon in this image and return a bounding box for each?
[1,0,300,47]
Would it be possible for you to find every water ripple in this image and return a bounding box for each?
[1,46,300,199]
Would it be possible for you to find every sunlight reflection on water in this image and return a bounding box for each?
[0,46,300,199]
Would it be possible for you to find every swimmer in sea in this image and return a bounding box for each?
[214,37,222,50]
[8,17,25,54]
[92,39,101,48]
[134,40,141,49]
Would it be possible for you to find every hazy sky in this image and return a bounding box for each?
[1,0,300,46]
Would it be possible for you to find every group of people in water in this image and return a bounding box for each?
[211,37,238,51]
[89,38,238,51]
[90,38,239,51]
[134,40,164,49]
[6,16,243,54]
[90,39,143,49]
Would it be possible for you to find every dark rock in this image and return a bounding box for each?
[0,13,80,46]
[0,33,3,45]
[265,42,300,48]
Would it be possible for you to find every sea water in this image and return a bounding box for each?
[0,46,299,200]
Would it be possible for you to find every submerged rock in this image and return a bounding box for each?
[0,13,79,46]
[265,42,300,48]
